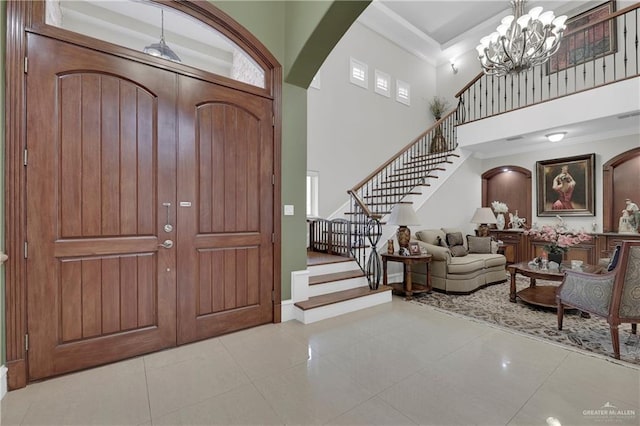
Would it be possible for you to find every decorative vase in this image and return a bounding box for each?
[496,213,505,230]
[547,251,564,265]
[429,123,447,153]
[396,226,411,250]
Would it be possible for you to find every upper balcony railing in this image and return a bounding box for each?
[456,3,640,124]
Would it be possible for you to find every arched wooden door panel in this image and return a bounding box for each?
[176,76,274,344]
[25,34,275,381]
[26,34,178,380]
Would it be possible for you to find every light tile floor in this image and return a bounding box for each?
[2,297,639,425]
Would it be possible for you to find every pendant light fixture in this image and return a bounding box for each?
[143,9,181,62]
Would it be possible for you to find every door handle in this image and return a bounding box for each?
[159,239,174,249]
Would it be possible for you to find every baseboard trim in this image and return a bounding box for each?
[281,299,296,322]
[281,269,310,322]
[1,364,8,400]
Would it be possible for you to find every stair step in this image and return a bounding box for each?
[396,166,445,173]
[387,169,439,178]
[372,183,429,191]
[309,269,364,285]
[364,201,412,206]
[294,285,392,311]
[307,251,353,266]
[363,191,421,199]
[380,176,425,183]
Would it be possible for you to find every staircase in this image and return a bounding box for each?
[299,109,461,322]
[293,252,392,324]
[347,108,460,283]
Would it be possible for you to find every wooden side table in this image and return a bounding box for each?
[382,253,432,300]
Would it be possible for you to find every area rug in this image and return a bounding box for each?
[411,276,640,366]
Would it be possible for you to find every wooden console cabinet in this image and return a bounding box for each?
[594,233,640,261]
[492,232,640,265]
[488,230,525,264]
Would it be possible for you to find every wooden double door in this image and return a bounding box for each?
[25,34,275,380]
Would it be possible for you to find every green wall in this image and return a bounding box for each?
[286,1,370,87]
[214,0,368,300]
[213,1,307,300]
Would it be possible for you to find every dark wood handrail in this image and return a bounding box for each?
[565,2,639,37]
[455,72,484,98]
[349,108,457,193]
[455,2,640,99]
[347,190,375,218]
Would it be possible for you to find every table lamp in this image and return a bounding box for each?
[387,204,420,250]
[471,207,497,237]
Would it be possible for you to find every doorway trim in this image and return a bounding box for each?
[4,0,281,390]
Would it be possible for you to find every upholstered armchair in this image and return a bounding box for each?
[557,240,640,359]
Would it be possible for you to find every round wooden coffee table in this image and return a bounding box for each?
[507,261,603,308]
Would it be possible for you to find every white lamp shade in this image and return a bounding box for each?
[387,204,420,226]
[470,207,497,224]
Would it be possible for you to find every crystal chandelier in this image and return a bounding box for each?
[476,0,567,76]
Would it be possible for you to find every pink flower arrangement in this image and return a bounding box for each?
[524,223,591,254]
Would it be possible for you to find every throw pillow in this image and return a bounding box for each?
[467,235,492,254]
[446,232,464,247]
[436,236,448,247]
[450,245,468,257]
[607,245,621,271]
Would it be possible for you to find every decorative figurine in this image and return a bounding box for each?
[619,209,637,234]
[624,198,640,232]
[509,210,526,229]
[387,239,395,254]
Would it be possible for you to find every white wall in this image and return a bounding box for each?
[307,22,436,217]
[414,154,484,236]
[435,47,482,108]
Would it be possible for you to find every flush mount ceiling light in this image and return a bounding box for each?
[477,0,567,76]
[143,9,181,62]
[546,132,567,142]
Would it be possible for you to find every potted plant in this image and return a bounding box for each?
[524,221,592,265]
[429,96,450,153]
[429,96,450,120]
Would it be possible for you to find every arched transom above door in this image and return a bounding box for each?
[43,0,272,91]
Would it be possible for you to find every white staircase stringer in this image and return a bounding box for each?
[409,147,471,216]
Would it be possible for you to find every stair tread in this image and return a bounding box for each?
[309,269,365,285]
[295,285,393,310]
[307,251,354,266]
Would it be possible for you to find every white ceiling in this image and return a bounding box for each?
[358,0,603,65]
[356,0,640,157]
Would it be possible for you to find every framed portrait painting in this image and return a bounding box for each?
[547,1,617,74]
[537,154,595,216]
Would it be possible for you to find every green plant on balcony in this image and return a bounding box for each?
[429,96,450,153]
[429,96,450,120]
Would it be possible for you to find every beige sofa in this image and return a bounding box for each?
[410,227,507,294]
